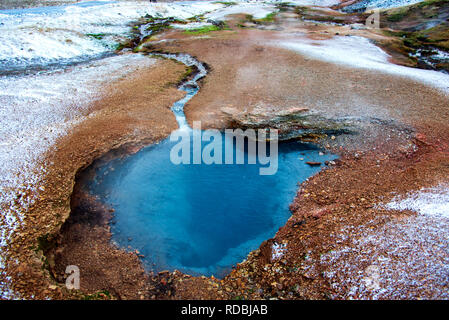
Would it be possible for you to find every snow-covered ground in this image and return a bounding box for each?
[317,185,449,299]
[277,35,449,94]
[386,185,449,218]
[205,1,277,20]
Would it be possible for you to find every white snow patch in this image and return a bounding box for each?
[277,36,449,93]
[271,242,287,260]
[385,185,449,218]
[316,185,449,299]
[205,2,277,20]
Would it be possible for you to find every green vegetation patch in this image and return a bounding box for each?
[184,25,221,35]
[383,0,449,26]
[82,290,113,300]
[385,22,449,51]
[386,7,410,22]
[187,14,206,22]
[417,23,449,49]
[213,1,237,6]
[276,2,296,12]
[181,66,194,80]
[86,33,106,40]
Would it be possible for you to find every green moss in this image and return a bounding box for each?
[385,23,449,51]
[187,14,206,22]
[181,66,193,80]
[85,33,106,40]
[255,12,277,23]
[386,7,409,22]
[35,233,57,271]
[213,1,237,6]
[238,12,277,26]
[184,25,221,35]
[82,290,113,300]
[114,43,125,51]
[145,24,167,34]
[383,0,449,27]
[294,6,309,15]
[380,20,449,69]
[416,0,445,8]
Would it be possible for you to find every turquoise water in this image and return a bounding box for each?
[84,135,335,277]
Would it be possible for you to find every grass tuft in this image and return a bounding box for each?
[184,25,222,35]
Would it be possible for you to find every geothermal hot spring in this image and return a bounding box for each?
[76,54,336,278]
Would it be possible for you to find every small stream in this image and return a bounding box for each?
[77,53,337,278]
